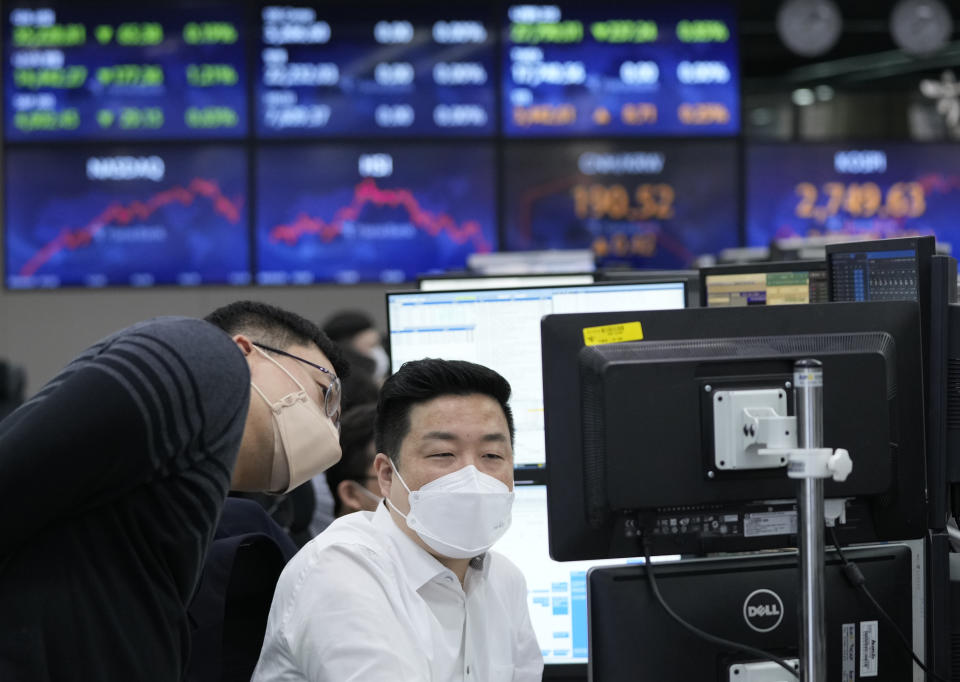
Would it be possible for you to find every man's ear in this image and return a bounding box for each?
[337,480,363,514]
[233,334,255,356]
[373,452,394,498]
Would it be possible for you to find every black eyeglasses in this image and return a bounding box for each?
[253,342,342,428]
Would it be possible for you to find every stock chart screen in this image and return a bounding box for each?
[747,143,960,249]
[503,141,739,268]
[5,146,250,288]
[3,5,247,141]
[256,144,496,283]
[502,3,739,137]
[256,6,496,137]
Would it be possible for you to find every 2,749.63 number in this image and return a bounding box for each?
[794,181,925,224]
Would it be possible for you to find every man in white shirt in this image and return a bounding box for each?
[252,358,544,682]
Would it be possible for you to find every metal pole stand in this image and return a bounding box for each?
[789,360,853,682]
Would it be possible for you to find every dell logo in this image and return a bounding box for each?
[743,589,785,633]
[748,604,780,618]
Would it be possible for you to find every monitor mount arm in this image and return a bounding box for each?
[714,362,854,682]
[786,359,852,682]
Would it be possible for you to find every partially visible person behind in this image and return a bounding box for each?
[325,403,380,518]
[0,300,344,681]
[186,497,299,682]
[322,309,390,385]
[308,316,383,535]
[253,359,543,682]
[336,348,380,411]
[231,478,318,548]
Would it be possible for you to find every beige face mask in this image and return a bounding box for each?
[250,347,342,493]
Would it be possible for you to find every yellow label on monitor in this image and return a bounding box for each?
[582,321,644,346]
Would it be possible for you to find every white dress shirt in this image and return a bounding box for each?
[252,502,544,682]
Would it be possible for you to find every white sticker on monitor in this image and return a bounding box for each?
[860,620,879,677]
[842,623,855,682]
[743,511,797,537]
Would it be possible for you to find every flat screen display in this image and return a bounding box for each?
[256,5,496,137]
[5,145,250,288]
[419,273,594,291]
[703,266,829,307]
[387,281,686,468]
[747,143,960,249]
[504,140,739,268]
[256,144,496,284]
[495,484,679,665]
[829,248,920,303]
[3,4,247,140]
[502,3,739,137]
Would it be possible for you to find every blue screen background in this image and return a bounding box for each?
[2,2,746,289]
[502,2,739,137]
[503,140,739,268]
[747,143,960,249]
[3,4,248,141]
[256,144,497,283]
[5,145,250,287]
[255,7,496,137]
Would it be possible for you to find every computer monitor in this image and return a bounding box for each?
[587,540,923,681]
[418,273,594,292]
[594,269,700,307]
[700,261,828,307]
[540,301,926,561]
[466,250,596,275]
[769,234,874,262]
[387,281,687,469]
[495,482,680,677]
[827,236,935,303]
[716,246,770,264]
[828,237,945,529]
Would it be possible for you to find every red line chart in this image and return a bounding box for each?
[268,178,492,253]
[19,178,244,278]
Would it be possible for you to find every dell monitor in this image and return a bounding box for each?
[700,261,828,307]
[387,281,687,470]
[587,541,923,681]
[540,301,926,561]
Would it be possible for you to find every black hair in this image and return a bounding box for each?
[326,403,378,516]
[322,310,375,343]
[205,300,349,379]
[375,358,514,466]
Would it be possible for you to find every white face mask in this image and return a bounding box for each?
[250,347,342,493]
[388,464,514,559]
[365,345,391,383]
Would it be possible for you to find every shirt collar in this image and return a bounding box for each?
[372,501,450,590]
[372,501,490,590]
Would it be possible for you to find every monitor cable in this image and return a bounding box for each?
[828,526,947,682]
[640,533,799,680]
